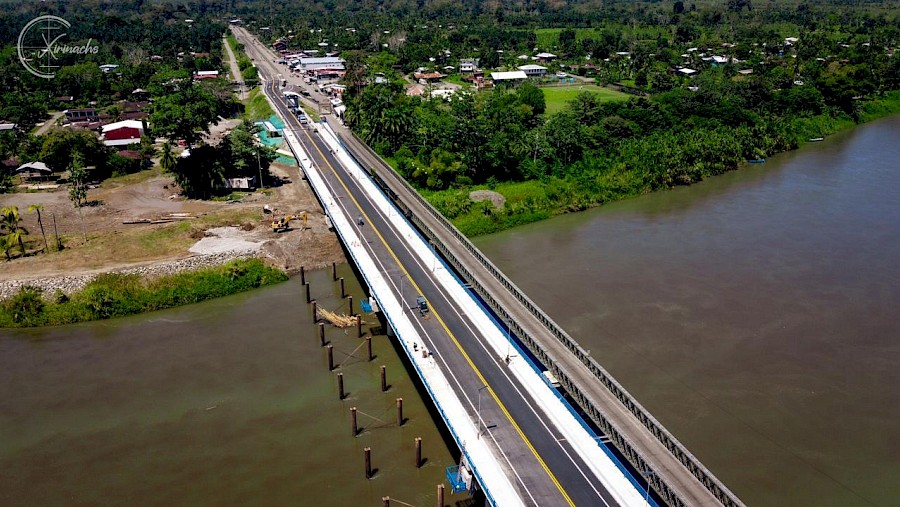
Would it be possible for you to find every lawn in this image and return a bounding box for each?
[243,87,275,122]
[541,84,629,116]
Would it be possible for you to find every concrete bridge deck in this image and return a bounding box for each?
[233,25,745,507]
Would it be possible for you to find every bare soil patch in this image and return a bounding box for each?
[0,162,345,283]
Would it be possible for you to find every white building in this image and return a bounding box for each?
[517,64,547,77]
[491,71,528,83]
[298,57,345,71]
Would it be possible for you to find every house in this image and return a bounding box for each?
[194,70,220,80]
[517,64,547,77]
[460,59,478,73]
[676,68,698,76]
[0,123,17,133]
[101,120,145,147]
[490,70,528,84]
[272,40,288,52]
[99,64,119,73]
[413,71,445,83]
[64,108,99,123]
[131,89,150,101]
[535,52,557,62]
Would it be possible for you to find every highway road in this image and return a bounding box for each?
[232,26,625,507]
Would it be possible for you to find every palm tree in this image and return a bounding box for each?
[27,204,47,252]
[160,142,176,173]
[1,206,28,258]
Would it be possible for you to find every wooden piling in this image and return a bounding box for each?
[319,322,326,346]
[366,336,373,361]
[348,295,354,316]
[305,282,311,303]
[300,265,305,285]
[382,497,390,507]
[339,277,345,298]
[350,407,358,436]
[436,484,444,507]
[327,344,334,370]
[337,372,345,400]
[364,447,372,479]
[380,365,387,392]
[311,300,318,321]
[396,398,404,426]
[415,437,422,468]
[332,262,337,281]
[357,315,363,338]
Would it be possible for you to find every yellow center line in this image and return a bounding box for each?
[297,124,575,507]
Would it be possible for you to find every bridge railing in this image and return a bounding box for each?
[340,130,745,507]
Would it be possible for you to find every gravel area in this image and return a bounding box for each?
[0,251,257,300]
[189,226,267,255]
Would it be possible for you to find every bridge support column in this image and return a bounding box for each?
[436,484,444,507]
[350,407,358,436]
[332,262,337,281]
[382,497,390,507]
[415,437,422,468]
[348,295,354,317]
[311,300,318,322]
[357,315,363,338]
[364,447,372,479]
[380,365,387,392]
[339,277,345,298]
[396,398,404,426]
[305,282,311,303]
[366,336,373,361]
[337,372,345,400]
[327,344,334,371]
[300,265,305,285]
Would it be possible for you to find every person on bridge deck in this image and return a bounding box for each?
[358,215,364,226]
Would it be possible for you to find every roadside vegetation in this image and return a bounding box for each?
[0,259,288,328]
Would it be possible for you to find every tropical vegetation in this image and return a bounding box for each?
[0,258,288,328]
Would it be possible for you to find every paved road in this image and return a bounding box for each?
[222,36,246,100]
[235,28,743,507]
[233,26,624,507]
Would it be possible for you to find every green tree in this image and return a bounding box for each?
[160,142,176,172]
[40,128,108,173]
[1,206,28,259]
[68,154,89,243]
[517,81,546,117]
[150,83,221,148]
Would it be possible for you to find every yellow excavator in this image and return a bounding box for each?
[271,212,308,232]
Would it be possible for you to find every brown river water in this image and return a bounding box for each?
[474,115,900,506]
[2,116,898,507]
[0,265,458,506]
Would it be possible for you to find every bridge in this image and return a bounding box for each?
[233,26,745,507]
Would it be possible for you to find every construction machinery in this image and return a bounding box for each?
[271,212,307,232]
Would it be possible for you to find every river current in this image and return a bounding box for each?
[474,115,900,506]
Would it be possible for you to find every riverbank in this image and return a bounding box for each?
[0,258,287,328]
[425,91,900,237]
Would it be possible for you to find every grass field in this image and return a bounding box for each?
[243,87,275,121]
[541,84,630,115]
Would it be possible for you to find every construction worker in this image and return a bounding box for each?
[358,215,364,226]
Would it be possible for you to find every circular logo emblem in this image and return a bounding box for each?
[18,15,72,79]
